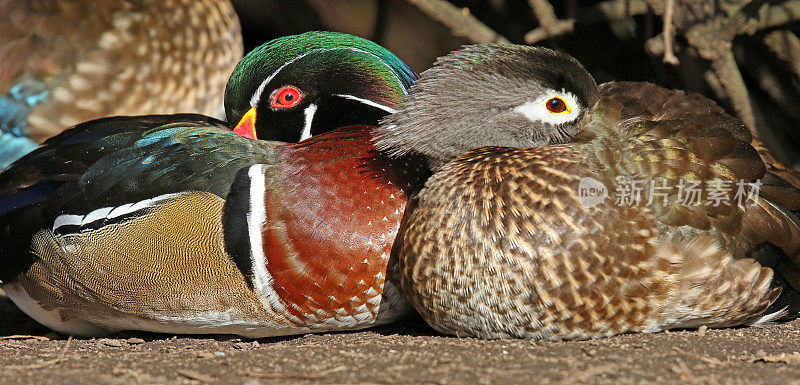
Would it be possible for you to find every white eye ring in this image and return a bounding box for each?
[513,90,581,125]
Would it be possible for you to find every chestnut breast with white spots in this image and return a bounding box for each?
[243,127,426,329]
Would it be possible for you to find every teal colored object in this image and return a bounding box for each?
[0,78,49,170]
[0,134,39,171]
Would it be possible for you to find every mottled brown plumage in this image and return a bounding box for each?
[0,0,242,141]
[376,45,800,340]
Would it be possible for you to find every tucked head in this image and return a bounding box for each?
[374,44,598,170]
[225,31,418,142]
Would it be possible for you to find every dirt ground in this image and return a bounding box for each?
[3,289,800,385]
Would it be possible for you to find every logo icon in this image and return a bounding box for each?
[578,177,608,208]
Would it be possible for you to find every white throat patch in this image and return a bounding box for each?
[300,103,318,141]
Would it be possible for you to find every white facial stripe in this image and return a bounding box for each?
[51,193,181,234]
[335,94,397,114]
[246,165,290,316]
[514,90,581,126]
[300,103,318,141]
[249,47,408,108]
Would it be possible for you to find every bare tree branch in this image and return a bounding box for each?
[647,0,781,135]
[528,0,560,33]
[763,31,800,80]
[703,70,727,101]
[662,0,679,64]
[525,0,574,44]
[524,0,649,44]
[709,50,756,130]
[755,0,800,32]
[404,0,510,44]
[525,21,575,44]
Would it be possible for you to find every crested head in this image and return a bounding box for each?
[224,31,418,142]
[374,44,598,170]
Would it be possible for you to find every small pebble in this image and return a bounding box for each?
[100,338,123,347]
[196,351,216,359]
[233,341,254,349]
[214,352,226,357]
[127,338,145,345]
[178,369,215,382]
[697,325,708,337]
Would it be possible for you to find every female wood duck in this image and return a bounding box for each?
[0,0,243,171]
[0,31,423,337]
[374,44,800,340]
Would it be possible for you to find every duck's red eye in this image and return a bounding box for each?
[546,97,568,113]
[270,86,303,109]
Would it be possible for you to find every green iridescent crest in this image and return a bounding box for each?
[224,31,417,125]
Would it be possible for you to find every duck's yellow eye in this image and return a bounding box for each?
[545,97,569,113]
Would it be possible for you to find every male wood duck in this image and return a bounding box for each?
[374,44,800,340]
[0,31,423,337]
[0,0,243,170]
